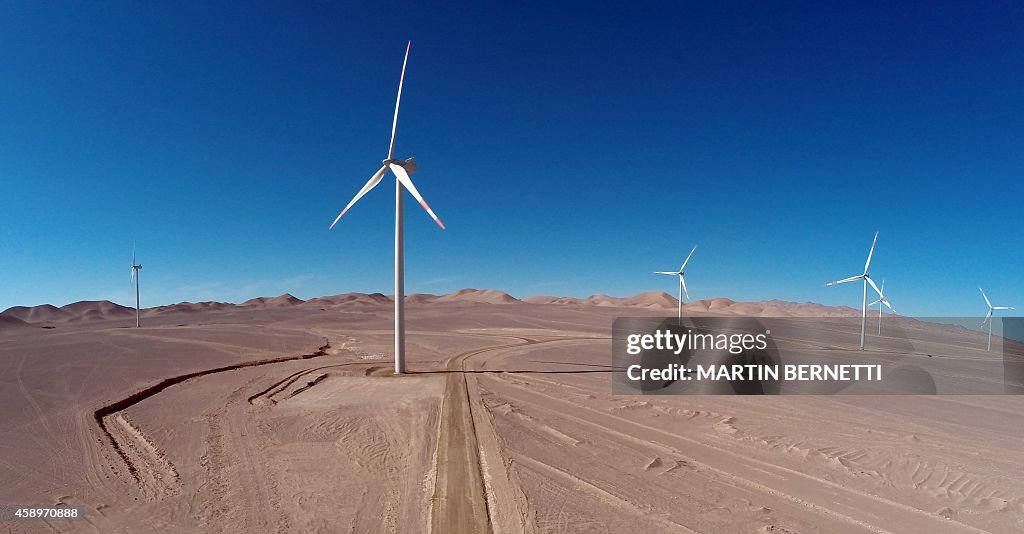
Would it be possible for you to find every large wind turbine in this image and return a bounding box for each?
[329,42,445,374]
[655,245,697,322]
[130,243,142,328]
[826,231,887,350]
[867,279,895,335]
[979,287,1014,352]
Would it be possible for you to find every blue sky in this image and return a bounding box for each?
[1,1,1021,316]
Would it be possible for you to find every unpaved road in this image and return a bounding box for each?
[429,334,610,534]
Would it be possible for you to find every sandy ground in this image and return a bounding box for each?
[1,300,1022,533]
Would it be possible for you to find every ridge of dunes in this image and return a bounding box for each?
[1,289,896,329]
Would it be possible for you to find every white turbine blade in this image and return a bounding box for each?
[680,244,697,271]
[981,309,993,327]
[329,165,387,229]
[866,276,884,298]
[826,274,863,286]
[654,271,677,275]
[679,274,689,300]
[387,41,411,159]
[869,299,882,306]
[993,306,1014,310]
[863,231,878,274]
[979,287,992,308]
[390,163,445,229]
[863,278,895,311]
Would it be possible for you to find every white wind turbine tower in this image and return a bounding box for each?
[130,243,142,328]
[826,231,887,350]
[979,287,1014,352]
[655,245,697,322]
[329,41,445,375]
[867,279,895,335]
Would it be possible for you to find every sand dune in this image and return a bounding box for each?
[749,299,865,317]
[0,315,33,330]
[62,300,135,322]
[1,300,134,324]
[344,292,393,305]
[623,291,678,309]
[523,295,584,305]
[240,293,305,308]
[1,303,76,324]
[301,292,395,308]
[523,295,564,305]
[61,300,133,316]
[435,288,520,304]
[581,294,624,307]
[2,290,906,328]
[145,301,233,316]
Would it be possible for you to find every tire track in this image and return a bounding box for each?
[485,374,996,534]
[431,340,527,534]
[246,362,359,406]
[429,335,606,534]
[93,339,330,487]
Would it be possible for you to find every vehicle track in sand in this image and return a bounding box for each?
[428,334,609,534]
[92,338,331,492]
[246,362,360,405]
[483,373,996,534]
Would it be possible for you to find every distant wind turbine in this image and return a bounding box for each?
[130,243,142,328]
[826,231,887,350]
[979,287,1014,352]
[655,245,697,322]
[867,279,895,335]
[329,41,445,375]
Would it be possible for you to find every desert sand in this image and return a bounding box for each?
[1,289,1022,533]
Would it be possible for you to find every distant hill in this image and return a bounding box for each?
[521,292,874,318]
[0,315,33,330]
[623,291,678,309]
[240,294,305,308]
[300,293,394,307]
[61,300,135,322]
[523,295,582,305]
[1,304,75,324]
[0,301,132,325]
[434,289,520,304]
[145,301,233,316]
[1,288,896,328]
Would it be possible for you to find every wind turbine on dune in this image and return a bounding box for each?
[329,41,445,375]
[867,279,895,335]
[130,243,143,328]
[979,287,1014,352]
[826,231,888,350]
[655,245,697,322]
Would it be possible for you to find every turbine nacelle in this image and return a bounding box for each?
[382,157,417,174]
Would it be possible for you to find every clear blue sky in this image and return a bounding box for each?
[1,1,1021,316]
